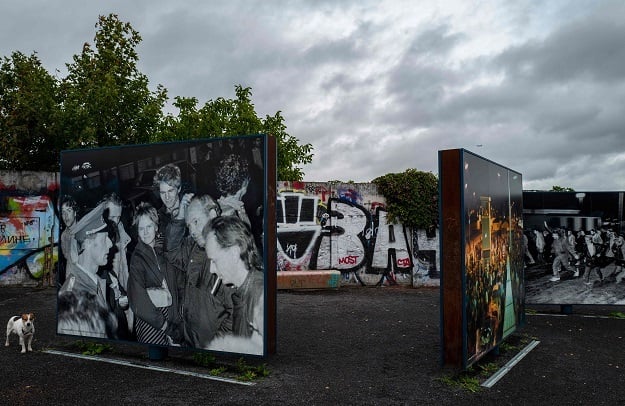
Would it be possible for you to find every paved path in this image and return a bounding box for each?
[0,286,624,405]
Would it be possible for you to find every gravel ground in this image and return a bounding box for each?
[0,286,624,405]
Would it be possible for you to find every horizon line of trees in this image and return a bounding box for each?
[0,14,313,180]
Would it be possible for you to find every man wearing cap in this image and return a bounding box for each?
[58,203,116,338]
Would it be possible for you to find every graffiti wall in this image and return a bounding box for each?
[0,170,59,286]
[276,181,440,287]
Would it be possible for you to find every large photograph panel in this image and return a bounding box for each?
[524,191,625,305]
[440,149,524,368]
[57,135,275,356]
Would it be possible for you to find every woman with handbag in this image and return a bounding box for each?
[128,202,180,345]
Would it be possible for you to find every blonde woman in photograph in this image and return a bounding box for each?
[128,202,180,345]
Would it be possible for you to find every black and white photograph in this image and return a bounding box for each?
[523,191,625,305]
[57,134,274,356]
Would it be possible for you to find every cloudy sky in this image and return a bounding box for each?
[2,0,625,190]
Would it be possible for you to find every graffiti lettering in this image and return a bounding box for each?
[274,184,439,286]
[338,255,359,265]
[321,200,368,270]
[397,258,411,267]
[0,235,31,244]
[286,243,298,258]
[371,209,412,273]
[337,187,362,205]
[0,190,59,284]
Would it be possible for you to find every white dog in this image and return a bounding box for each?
[5,313,35,353]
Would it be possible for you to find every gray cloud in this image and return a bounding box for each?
[495,5,625,84]
[3,1,625,190]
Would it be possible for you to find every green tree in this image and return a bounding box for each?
[551,185,575,192]
[0,14,313,178]
[372,169,438,229]
[0,51,60,170]
[158,85,313,180]
[59,14,167,149]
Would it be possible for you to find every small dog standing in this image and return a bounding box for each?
[5,313,35,353]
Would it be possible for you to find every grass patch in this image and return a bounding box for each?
[498,341,518,352]
[192,352,217,367]
[57,339,271,382]
[235,358,270,381]
[191,354,270,382]
[608,311,625,319]
[209,366,227,376]
[73,340,113,356]
[476,362,499,377]
[437,333,536,393]
[437,373,481,393]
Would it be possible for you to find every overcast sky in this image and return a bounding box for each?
[2,0,624,190]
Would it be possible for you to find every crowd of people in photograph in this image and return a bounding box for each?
[56,151,265,354]
[524,224,625,286]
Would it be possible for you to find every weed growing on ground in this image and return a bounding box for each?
[499,341,518,352]
[74,340,113,356]
[457,375,481,392]
[191,355,270,381]
[437,332,538,393]
[477,362,499,376]
[608,311,625,319]
[209,366,227,376]
[192,352,217,367]
[437,373,481,393]
[235,358,270,381]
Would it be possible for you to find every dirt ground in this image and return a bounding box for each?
[0,285,624,405]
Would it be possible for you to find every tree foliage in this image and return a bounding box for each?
[0,14,312,178]
[157,86,313,180]
[372,169,438,229]
[0,51,59,170]
[551,185,575,192]
[59,14,167,149]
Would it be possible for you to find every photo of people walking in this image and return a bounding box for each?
[524,191,625,304]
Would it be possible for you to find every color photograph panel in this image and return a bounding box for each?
[505,171,525,338]
[57,135,271,356]
[463,151,523,365]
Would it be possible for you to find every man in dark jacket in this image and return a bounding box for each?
[165,193,233,348]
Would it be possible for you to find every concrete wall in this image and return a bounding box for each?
[276,181,440,287]
[0,170,59,286]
